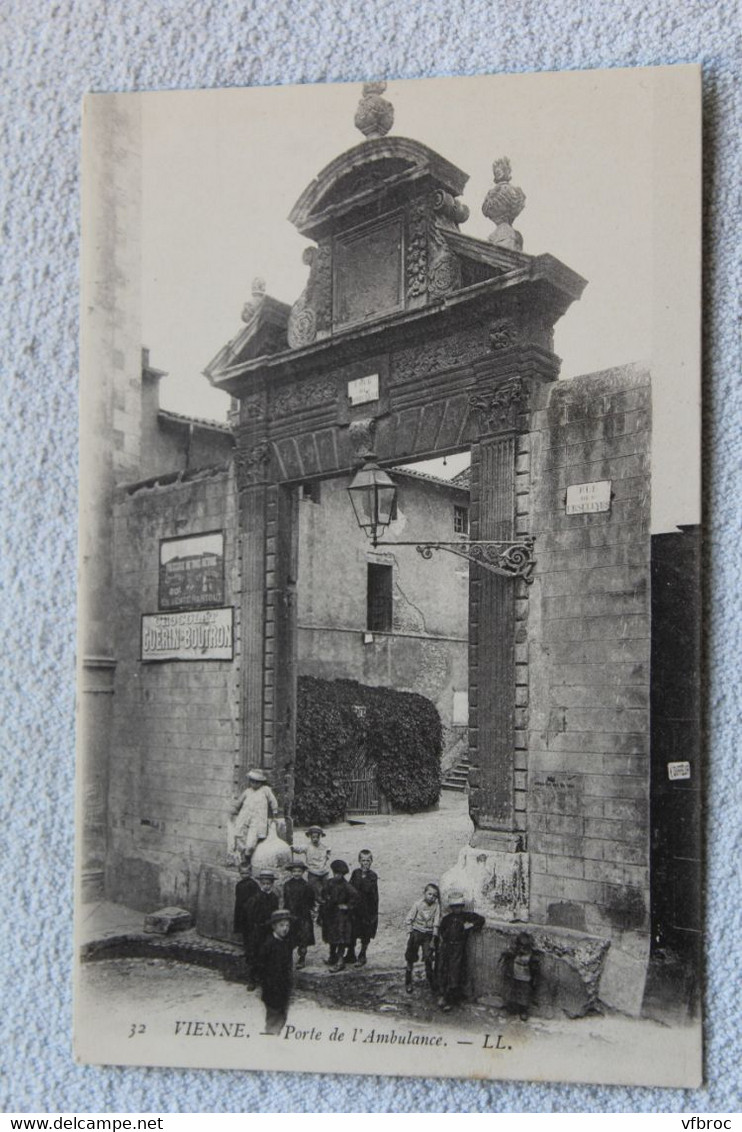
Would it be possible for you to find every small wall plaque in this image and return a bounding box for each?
[667,761,691,781]
[348,373,380,406]
[565,480,612,515]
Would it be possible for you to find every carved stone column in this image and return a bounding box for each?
[235,399,271,785]
[271,483,299,840]
[440,376,531,922]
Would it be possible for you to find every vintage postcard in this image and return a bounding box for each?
[75,65,702,1087]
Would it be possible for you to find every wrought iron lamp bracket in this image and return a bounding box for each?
[374,537,536,583]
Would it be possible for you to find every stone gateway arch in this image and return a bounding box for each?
[90,85,655,1019]
[201,85,651,1014]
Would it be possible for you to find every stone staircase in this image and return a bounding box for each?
[441,755,470,792]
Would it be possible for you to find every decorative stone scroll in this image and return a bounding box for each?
[235,442,271,489]
[432,188,470,228]
[469,378,529,435]
[287,244,333,349]
[428,246,462,296]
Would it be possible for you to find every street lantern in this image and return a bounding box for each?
[346,458,537,583]
[347,459,397,546]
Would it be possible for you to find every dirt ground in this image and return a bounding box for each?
[76,957,702,1087]
[298,789,473,969]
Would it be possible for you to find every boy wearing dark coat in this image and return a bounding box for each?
[233,862,259,937]
[348,849,379,967]
[320,859,359,972]
[260,909,293,1035]
[436,893,484,1012]
[283,860,315,969]
[240,868,279,990]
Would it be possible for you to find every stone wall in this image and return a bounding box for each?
[297,471,469,761]
[106,467,240,913]
[79,95,143,895]
[527,362,652,1013]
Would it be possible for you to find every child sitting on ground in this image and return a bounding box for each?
[403,883,441,993]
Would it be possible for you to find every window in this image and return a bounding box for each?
[366,563,393,632]
[454,505,469,535]
[301,481,321,503]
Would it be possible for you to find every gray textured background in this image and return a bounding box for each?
[1,0,740,1114]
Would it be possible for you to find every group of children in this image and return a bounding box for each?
[233,818,537,1030]
[232,831,381,1033]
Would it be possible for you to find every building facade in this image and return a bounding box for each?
[80,86,668,1017]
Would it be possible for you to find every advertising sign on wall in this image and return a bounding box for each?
[141,607,233,661]
[159,531,225,610]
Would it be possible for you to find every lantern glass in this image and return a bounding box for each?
[347,461,397,543]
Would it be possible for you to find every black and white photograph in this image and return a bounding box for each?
[75,65,702,1087]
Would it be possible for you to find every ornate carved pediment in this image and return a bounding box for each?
[469,378,530,435]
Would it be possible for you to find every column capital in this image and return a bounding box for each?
[468,377,530,437]
[235,440,272,489]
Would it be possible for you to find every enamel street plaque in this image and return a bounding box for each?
[566,480,612,515]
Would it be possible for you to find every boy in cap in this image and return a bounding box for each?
[241,868,279,990]
[230,769,278,865]
[321,859,359,972]
[283,860,316,969]
[233,860,259,951]
[348,850,379,967]
[260,909,293,1035]
[436,893,484,1012]
[296,826,331,906]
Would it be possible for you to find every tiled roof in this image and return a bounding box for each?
[158,409,232,434]
[391,465,469,491]
[450,467,471,489]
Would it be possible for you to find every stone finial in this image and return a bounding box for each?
[241,277,267,323]
[482,157,526,251]
[354,81,394,140]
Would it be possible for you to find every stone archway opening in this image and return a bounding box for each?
[294,448,472,825]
